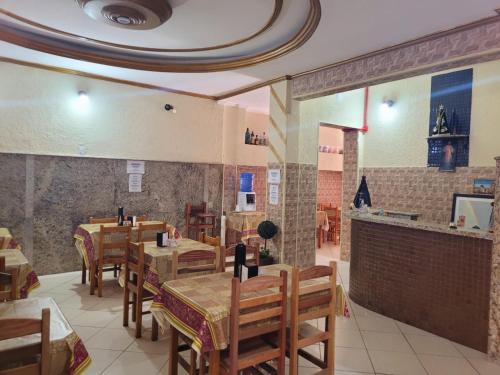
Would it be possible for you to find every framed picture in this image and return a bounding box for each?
[473,178,496,195]
[439,140,456,172]
[451,193,494,231]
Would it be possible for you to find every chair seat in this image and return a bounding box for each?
[220,337,279,372]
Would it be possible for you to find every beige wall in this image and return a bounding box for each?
[222,105,269,166]
[318,126,343,171]
[0,62,224,164]
[358,60,500,168]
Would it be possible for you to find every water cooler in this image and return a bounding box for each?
[237,172,256,211]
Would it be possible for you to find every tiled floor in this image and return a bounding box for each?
[29,244,500,375]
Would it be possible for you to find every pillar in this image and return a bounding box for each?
[489,156,500,358]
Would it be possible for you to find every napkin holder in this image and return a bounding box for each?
[234,243,258,281]
[156,232,169,247]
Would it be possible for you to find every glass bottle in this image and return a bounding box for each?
[254,135,259,145]
[244,128,251,144]
[250,131,255,144]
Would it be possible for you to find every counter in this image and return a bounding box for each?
[349,212,493,352]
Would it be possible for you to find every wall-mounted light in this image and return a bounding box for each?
[164,103,176,113]
[78,91,89,103]
[381,99,395,109]
[73,90,90,113]
[379,98,396,121]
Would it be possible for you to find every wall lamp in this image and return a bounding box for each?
[381,99,395,109]
[164,103,176,113]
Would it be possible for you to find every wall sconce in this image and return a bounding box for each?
[379,98,396,121]
[78,91,89,103]
[381,99,395,109]
[74,90,90,113]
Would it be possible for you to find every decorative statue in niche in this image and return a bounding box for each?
[433,104,450,135]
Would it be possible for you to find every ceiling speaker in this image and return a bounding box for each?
[76,0,172,30]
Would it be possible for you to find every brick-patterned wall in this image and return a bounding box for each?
[361,167,496,224]
[490,157,500,358]
[350,219,493,352]
[223,165,266,213]
[340,131,358,261]
[317,170,342,207]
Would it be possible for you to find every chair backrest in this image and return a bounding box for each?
[136,215,147,222]
[229,271,287,374]
[322,203,334,210]
[200,233,221,247]
[89,216,118,224]
[171,250,218,280]
[222,244,260,271]
[98,225,131,264]
[138,222,167,242]
[290,261,337,371]
[125,242,146,285]
[0,256,17,301]
[0,237,4,248]
[0,308,50,375]
[325,207,338,221]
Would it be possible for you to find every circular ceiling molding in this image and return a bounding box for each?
[0,0,282,52]
[0,0,321,73]
[76,0,173,30]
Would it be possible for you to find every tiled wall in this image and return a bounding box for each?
[361,167,496,224]
[317,170,342,208]
[0,153,223,275]
[223,165,266,212]
[490,157,500,358]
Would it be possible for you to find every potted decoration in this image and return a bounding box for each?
[257,220,277,266]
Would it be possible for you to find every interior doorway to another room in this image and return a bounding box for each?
[316,124,344,261]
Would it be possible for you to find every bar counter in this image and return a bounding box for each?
[349,212,493,352]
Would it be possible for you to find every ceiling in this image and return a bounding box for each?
[0,0,499,105]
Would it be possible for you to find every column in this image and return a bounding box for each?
[489,156,500,358]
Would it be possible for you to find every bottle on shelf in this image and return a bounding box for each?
[250,131,255,144]
[254,134,259,145]
[245,128,251,144]
[262,132,267,145]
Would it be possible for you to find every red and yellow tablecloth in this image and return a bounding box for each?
[0,297,91,375]
[0,228,20,250]
[150,264,349,353]
[1,248,39,299]
[226,211,265,244]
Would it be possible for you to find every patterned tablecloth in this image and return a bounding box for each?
[0,227,19,249]
[119,239,216,294]
[0,297,91,375]
[226,211,265,243]
[316,211,330,231]
[151,264,350,353]
[73,221,178,268]
[0,248,39,299]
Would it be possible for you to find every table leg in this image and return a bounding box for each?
[208,350,220,375]
[81,259,86,285]
[169,326,179,375]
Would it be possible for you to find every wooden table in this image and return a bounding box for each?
[150,264,349,374]
[0,297,91,374]
[119,239,216,294]
[0,228,18,249]
[225,211,265,245]
[0,248,39,298]
[74,221,170,283]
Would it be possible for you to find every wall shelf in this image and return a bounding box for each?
[426,134,469,140]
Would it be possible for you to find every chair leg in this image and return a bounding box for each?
[151,316,159,341]
[81,260,86,285]
[113,264,118,278]
[169,326,179,375]
[135,290,143,338]
[131,274,137,322]
[97,264,103,298]
[189,350,197,375]
[123,284,129,327]
[89,263,96,295]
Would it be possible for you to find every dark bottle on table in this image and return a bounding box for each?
[245,128,251,144]
[118,207,124,226]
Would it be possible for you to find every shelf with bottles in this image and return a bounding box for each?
[244,128,268,146]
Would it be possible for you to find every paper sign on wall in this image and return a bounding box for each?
[269,184,279,205]
[127,160,145,174]
[268,169,281,184]
[128,174,142,193]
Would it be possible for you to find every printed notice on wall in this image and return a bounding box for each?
[127,160,145,174]
[268,169,281,184]
[269,184,279,205]
[128,174,142,193]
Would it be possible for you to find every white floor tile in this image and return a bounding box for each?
[85,349,122,375]
[336,328,365,348]
[85,328,135,350]
[72,325,101,342]
[397,321,433,336]
[453,342,489,360]
[468,357,500,375]
[406,334,462,357]
[70,310,120,328]
[356,315,401,333]
[126,336,170,355]
[418,354,479,375]
[362,331,413,353]
[369,350,427,375]
[101,351,167,375]
[335,347,374,373]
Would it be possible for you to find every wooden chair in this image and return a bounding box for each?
[222,271,288,375]
[288,261,337,375]
[123,242,159,340]
[136,215,147,222]
[0,256,17,301]
[200,233,224,272]
[222,243,260,271]
[137,222,167,242]
[185,202,216,240]
[326,208,341,244]
[90,225,131,297]
[0,308,50,375]
[170,249,220,375]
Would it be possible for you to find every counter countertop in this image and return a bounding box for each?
[348,211,493,240]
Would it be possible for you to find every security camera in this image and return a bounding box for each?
[164,104,176,113]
